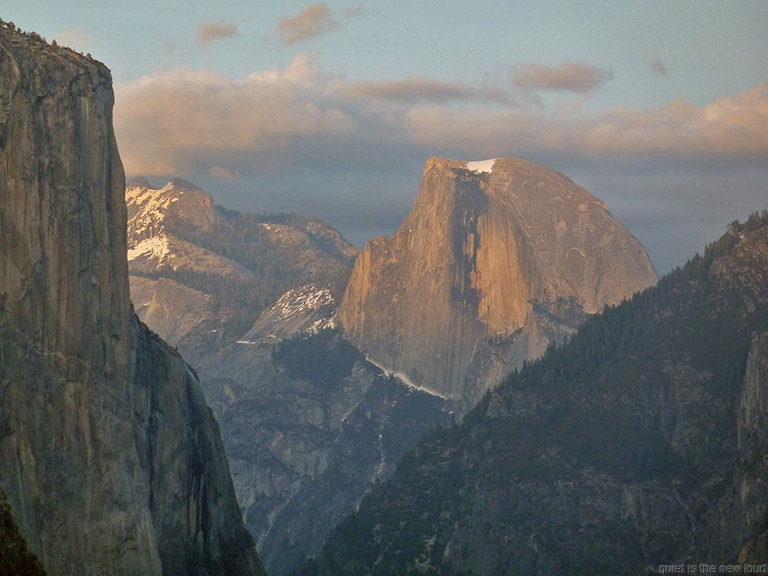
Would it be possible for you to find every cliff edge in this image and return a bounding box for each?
[0,22,263,575]
[340,157,657,404]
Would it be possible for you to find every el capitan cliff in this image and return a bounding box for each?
[0,21,263,575]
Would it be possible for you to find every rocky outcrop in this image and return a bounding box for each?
[340,157,657,404]
[0,22,263,575]
[737,331,768,562]
[126,179,248,278]
[131,276,217,348]
[126,178,358,281]
[202,285,450,576]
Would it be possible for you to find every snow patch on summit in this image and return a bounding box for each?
[466,158,497,174]
[126,186,175,240]
[126,180,199,240]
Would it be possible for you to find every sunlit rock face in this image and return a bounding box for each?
[0,22,263,576]
[340,157,657,405]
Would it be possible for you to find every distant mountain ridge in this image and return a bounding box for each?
[315,211,768,575]
[340,157,657,406]
[126,158,661,575]
[124,181,452,575]
[125,178,358,365]
[127,177,357,279]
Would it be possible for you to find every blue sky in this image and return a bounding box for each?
[4,1,767,273]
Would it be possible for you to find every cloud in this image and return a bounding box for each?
[114,47,768,181]
[196,21,238,46]
[406,84,768,163]
[114,56,358,177]
[113,57,768,274]
[276,3,362,44]
[337,77,513,104]
[278,3,338,44]
[582,85,768,159]
[512,61,613,93]
[650,58,668,78]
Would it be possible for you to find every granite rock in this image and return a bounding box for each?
[0,22,263,576]
[340,157,657,405]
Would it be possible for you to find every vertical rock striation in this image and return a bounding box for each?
[0,22,263,575]
[737,331,768,561]
[340,157,657,404]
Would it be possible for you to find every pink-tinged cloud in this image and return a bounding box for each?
[114,48,768,180]
[114,57,356,177]
[278,3,337,44]
[512,61,613,93]
[583,85,768,158]
[196,21,238,46]
[406,84,768,162]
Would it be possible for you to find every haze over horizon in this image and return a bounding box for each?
[4,1,767,274]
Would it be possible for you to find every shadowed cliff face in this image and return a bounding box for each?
[0,22,263,576]
[340,157,657,405]
[737,333,768,561]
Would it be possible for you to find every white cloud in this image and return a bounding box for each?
[583,85,768,159]
[406,84,768,163]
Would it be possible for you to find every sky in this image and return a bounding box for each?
[4,1,768,274]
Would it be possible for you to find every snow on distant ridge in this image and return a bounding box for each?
[466,158,497,174]
[237,283,337,344]
[126,181,183,240]
[127,234,170,263]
